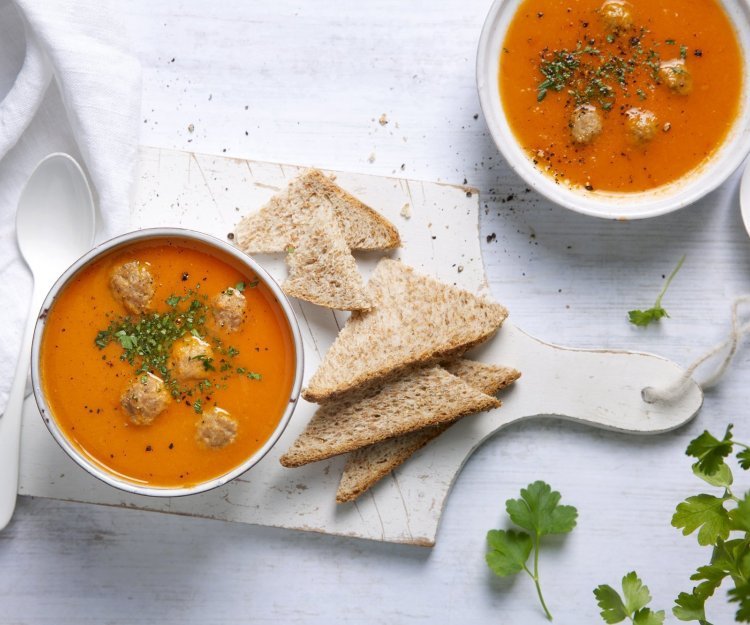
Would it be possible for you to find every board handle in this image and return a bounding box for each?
[474,322,703,434]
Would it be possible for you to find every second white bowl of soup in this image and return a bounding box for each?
[477,0,750,219]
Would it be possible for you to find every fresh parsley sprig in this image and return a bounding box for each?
[628,255,685,327]
[671,425,750,624]
[595,571,666,625]
[485,481,578,620]
[591,426,750,624]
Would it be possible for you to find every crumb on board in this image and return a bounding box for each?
[187,123,194,133]
[378,113,388,126]
[400,203,411,219]
[368,153,376,163]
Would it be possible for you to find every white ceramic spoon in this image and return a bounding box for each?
[0,154,95,531]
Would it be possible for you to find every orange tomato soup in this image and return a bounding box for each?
[499,0,743,192]
[40,238,296,488]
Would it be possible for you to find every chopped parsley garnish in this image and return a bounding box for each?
[535,30,691,110]
[193,399,203,414]
[537,44,599,102]
[237,367,262,380]
[192,354,216,371]
[94,287,257,397]
[95,296,205,380]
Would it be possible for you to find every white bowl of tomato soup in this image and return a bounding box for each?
[477,0,750,219]
[30,228,304,497]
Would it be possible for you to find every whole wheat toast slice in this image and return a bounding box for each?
[335,360,521,503]
[302,259,508,403]
[235,168,400,253]
[279,366,500,468]
[282,206,372,311]
[442,360,521,396]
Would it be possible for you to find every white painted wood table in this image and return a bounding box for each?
[2,2,750,623]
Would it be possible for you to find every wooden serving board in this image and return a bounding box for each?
[17,147,703,546]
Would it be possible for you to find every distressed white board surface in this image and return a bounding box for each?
[17,147,701,545]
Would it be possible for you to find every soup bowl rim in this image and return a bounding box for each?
[30,227,305,498]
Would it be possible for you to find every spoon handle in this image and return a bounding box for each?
[0,281,42,531]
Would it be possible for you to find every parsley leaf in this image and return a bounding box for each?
[485,529,532,576]
[115,330,138,350]
[692,462,733,489]
[505,480,578,536]
[487,481,577,620]
[672,494,731,546]
[594,584,629,623]
[235,281,246,292]
[673,590,709,623]
[632,608,665,625]
[628,307,668,327]
[622,571,653,614]
[711,538,749,579]
[729,493,750,533]
[686,425,734,476]
[729,583,750,622]
[595,572,665,625]
[737,448,750,470]
[690,564,727,602]
[628,255,685,327]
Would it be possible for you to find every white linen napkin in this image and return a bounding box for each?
[0,0,142,414]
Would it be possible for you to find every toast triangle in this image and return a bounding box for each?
[303,259,508,403]
[335,360,521,503]
[235,168,400,253]
[282,206,372,311]
[279,366,500,468]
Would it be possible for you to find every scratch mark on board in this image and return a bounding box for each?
[298,303,322,360]
[353,500,366,525]
[404,180,416,218]
[191,153,217,206]
[254,182,282,191]
[391,472,413,541]
[369,491,386,540]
